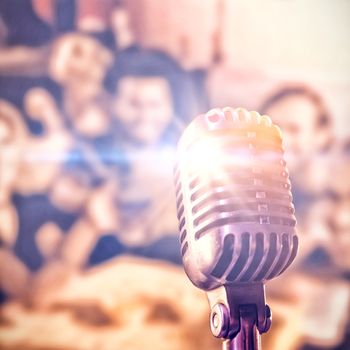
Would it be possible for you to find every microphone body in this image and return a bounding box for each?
[174,107,298,349]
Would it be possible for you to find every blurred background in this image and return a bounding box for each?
[0,0,349,349]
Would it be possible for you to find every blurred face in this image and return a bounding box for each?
[264,95,328,165]
[66,38,106,84]
[114,77,173,145]
[50,34,112,93]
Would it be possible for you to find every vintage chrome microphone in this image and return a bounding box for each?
[174,107,298,350]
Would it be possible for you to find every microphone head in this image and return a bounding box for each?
[174,108,298,291]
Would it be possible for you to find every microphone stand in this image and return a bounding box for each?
[207,283,271,350]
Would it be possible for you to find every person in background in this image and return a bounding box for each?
[14,88,73,194]
[261,86,350,350]
[260,84,335,254]
[0,101,31,303]
[296,140,350,349]
[88,49,193,266]
[0,32,114,288]
[0,100,30,303]
[300,140,350,277]
[260,84,334,220]
[28,166,118,304]
[0,29,119,300]
[12,49,196,301]
[49,33,113,139]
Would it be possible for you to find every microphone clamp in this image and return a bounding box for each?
[208,283,271,349]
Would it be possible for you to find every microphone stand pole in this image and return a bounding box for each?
[222,305,261,350]
[207,283,271,350]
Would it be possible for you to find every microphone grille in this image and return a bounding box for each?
[174,108,298,290]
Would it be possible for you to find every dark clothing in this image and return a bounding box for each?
[12,193,77,271]
[0,0,53,47]
[88,234,182,267]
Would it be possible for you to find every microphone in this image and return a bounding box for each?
[174,107,298,349]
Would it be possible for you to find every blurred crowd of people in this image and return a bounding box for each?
[0,1,349,350]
